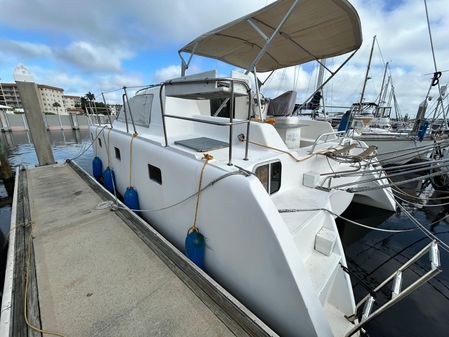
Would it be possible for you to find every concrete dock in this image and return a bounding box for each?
[0,162,276,337]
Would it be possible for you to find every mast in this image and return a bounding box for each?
[315,59,326,116]
[316,59,326,89]
[358,35,376,112]
[377,61,389,117]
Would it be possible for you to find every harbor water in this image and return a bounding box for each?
[0,129,448,337]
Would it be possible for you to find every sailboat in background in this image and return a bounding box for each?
[341,36,448,165]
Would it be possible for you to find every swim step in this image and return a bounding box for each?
[345,240,441,337]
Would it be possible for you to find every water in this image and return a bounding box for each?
[0,130,448,336]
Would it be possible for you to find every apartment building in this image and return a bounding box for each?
[0,83,23,110]
[0,82,82,115]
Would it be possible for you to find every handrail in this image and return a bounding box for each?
[345,241,441,337]
[162,115,249,127]
[159,77,252,165]
[309,131,345,154]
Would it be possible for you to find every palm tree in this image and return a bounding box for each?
[85,92,95,101]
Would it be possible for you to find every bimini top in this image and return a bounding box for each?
[179,0,362,72]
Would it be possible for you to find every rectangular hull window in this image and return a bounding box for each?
[148,164,162,184]
[255,161,281,194]
[114,147,121,160]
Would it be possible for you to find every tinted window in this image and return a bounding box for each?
[148,164,162,185]
[270,161,281,194]
[210,98,235,118]
[255,165,269,192]
[98,138,102,147]
[255,161,281,194]
[114,147,121,160]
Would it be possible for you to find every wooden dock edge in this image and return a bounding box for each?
[68,160,278,337]
[0,167,19,336]
[0,167,43,337]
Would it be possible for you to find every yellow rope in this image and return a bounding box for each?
[191,153,214,232]
[129,132,138,187]
[24,224,67,337]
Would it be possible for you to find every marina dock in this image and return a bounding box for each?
[0,161,276,337]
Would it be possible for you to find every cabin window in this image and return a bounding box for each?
[98,138,102,147]
[210,97,235,118]
[117,94,153,127]
[148,164,162,185]
[255,161,281,194]
[114,147,121,161]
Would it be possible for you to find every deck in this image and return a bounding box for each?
[0,161,276,337]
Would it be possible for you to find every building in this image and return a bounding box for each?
[39,84,65,115]
[0,82,82,115]
[0,83,23,110]
[63,95,81,109]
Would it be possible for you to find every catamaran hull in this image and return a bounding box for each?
[90,125,358,337]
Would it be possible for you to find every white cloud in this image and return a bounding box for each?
[154,65,182,82]
[21,65,144,104]
[0,39,52,58]
[1,0,448,118]
[58,41,133,72]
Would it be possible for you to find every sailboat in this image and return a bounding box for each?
[344,36,445,165]
[89,1,410,336]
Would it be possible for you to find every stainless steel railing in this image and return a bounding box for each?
[159,77,252,165]
[308,130,346,154]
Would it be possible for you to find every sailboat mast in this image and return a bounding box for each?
[316,59,326,89]
[316,59,326,115]
[358,35,376,111]
[377,61,389,113]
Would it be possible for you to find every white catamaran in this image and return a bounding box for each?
[89,1,404,336]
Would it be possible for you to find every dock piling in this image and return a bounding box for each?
[15,81,55,166]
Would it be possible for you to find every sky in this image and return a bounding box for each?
[0,0,448,117]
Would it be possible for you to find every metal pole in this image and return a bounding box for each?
[253,67,263,120]
[424,0,447,128]
[123,87,137,134]
[359,35,376,111]
[377,61,389,116]
[121,94,129,133]
[101,92,113,127]
[244,89,251,161]
[159,84,169,147]
[228,81,235,166]
[296,49,358,113]
[244,0,299,75]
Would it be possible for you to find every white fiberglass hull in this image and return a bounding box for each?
[357,135,433,165]
[91,123,364,337]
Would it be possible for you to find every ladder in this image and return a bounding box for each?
[345,240,441,337]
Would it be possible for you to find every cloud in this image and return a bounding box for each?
[0,39,52,59]
[1,0,448,118]
[57,41,133,72]
[22,65,144,103]
[154,65,182,82]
